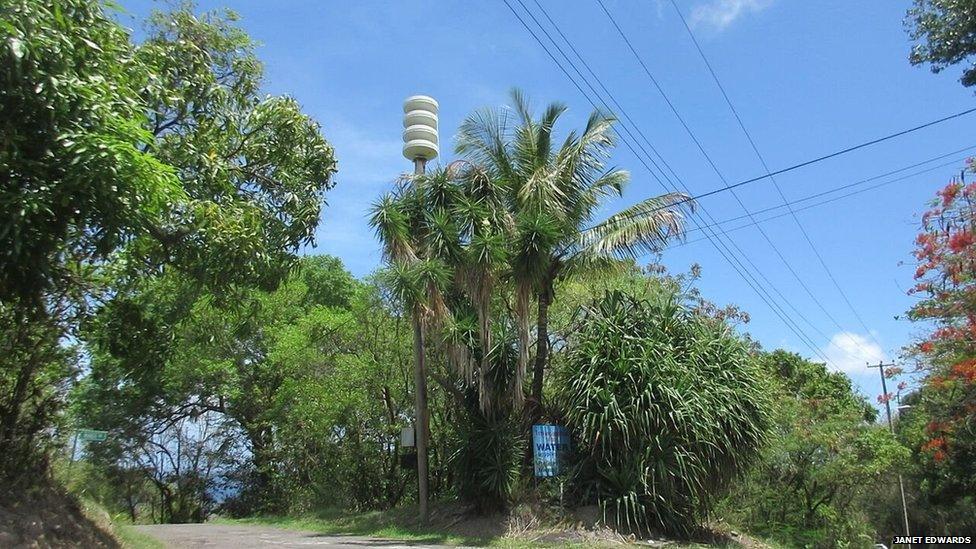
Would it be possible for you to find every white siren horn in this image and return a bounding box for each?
[402,95,439,161]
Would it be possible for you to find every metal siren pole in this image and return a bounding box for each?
[402,95,439,524]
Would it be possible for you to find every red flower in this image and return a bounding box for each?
[920,341,934,353]
[949,359,976,382]
[948,230,974,253]
[922,436,947,452]
[940,182,962,206]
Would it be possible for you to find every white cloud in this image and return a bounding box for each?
[821,332,887,374]
[689,0,774,31]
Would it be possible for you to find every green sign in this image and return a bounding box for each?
[77,429,108,442]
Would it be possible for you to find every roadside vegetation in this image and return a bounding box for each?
[2,1,975,548]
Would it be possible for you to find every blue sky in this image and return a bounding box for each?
[118,0,975,402]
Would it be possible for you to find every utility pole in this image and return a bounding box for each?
[402,95,439,525]
[411,155,430,526]
[869,361,911,548]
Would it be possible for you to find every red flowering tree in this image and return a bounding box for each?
[905,165,976,504]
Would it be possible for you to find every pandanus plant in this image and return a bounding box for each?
[372,160,517,412]
[369,169,455,365]
[454,89,693,420]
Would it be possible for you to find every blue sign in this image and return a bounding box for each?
[532,424,570,477]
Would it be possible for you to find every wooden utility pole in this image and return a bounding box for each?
[869,361,911,548]
[413,157,430,525]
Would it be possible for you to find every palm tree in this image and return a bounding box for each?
[455,89,693,422]
[369,170,454,524]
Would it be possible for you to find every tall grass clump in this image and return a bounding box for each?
[449,319,526,513]
[559,290,770,536]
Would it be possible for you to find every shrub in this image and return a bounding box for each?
[452,410,525,513]
[559,290,770,536]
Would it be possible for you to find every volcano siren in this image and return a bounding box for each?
[402,95,439,161]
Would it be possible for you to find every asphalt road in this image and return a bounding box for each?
[132,524,456,548]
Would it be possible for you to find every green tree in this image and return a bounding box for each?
[720,351,908,548]
[454,90,691,421]
[0,0,183,304]
[78,257,419,516]
[0,0,182,480]
[559,289,770,536]
[127,5,336,289]
[79,257,353,511]
[907,0,976,87]
[0,0,336,484]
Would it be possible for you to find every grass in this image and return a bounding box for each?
[218,507,493,547]
[76,495,161,548]
[78,497,164,549]
[218,507,614,548]
[112,523,165,549]
[217,506,763,548]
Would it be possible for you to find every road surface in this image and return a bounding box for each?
[133,523,455,548]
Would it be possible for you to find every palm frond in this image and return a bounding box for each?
[517,165,568,218]
[423,208,463,263]
[536,100,568,164]
[510,87,535,129]
[578,192,692,259]
[456,107,516,185]
[377,261,423,313]
[368,193,416,263]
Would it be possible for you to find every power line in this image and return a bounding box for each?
[506,0,832,361]
[684,146,976,232]
[667,0,947,352]
[595,0,877,357]
[670,154,972,248]
[621,104,976,214]
[520,0,844,360]
[505,0,836,363]
[517,0,840,356]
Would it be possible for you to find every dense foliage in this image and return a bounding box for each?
[907,0,976,87]
[369,91,692,512]
[0,0,179,479]
[0,0,182,304]
[895,170,976,535]
[9,3,974,547]
[720,351,907,548]
[75,257,420,517]
[0,0,335,486]
[559,289,769,536]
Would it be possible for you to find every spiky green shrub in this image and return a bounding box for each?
[449,319,526,512]
[559,290,770,536]
[453,410,525,512]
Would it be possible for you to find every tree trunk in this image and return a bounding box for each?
[411,312,430,524]
[245,427,279,513]
[529,284,553,425]
[515,285,531,409]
